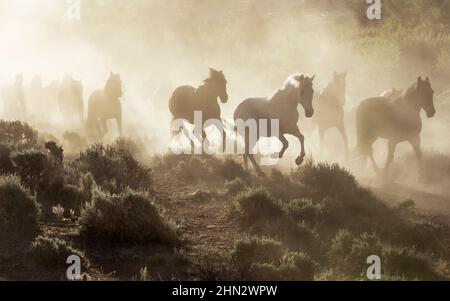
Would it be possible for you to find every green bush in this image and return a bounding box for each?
[292,161,358,200]
[0,175,40,241]
[31,236,88,271]
[219,158,247,181]
[0,120,38,148]
[235,188,284,222]
[248,252,318,281]
[79,188,179,246]
[234,189,317,251]
[232,237,284,276]
[383,246,446,280]
[72,144,152,193]
[11,149,48,191]
[224,177,247,196]
[0,144,14,174]
[232,237,317,280]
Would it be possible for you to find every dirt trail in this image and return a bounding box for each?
[153,173,245,261]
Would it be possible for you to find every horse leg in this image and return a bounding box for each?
[288,127,306,165]
[243,127,264,175]
[384,140,398,171]
[409,135,422,168]
[248,154,265,176]
[117,117,123,137]
[318,126,325,155]
[272,134,289,159]
[368,145,379,174]
[337,122,349,157]
[100,119,107,139]
[222,126,227,153]
[243,154,249,170]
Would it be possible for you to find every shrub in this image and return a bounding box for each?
[232,237,285,276]
[0,144,14,174]
[383,247,446,280]
[0,120,38,148]
[329,231,384,279]
[11,149,48,190]
[72,144,152,193]
[224,177,247,196]
[45,141,64,162]
[219,158,247,181]
[282,198,323,225]
[0,175,40,241]
[232,237,318,280]
[235,189,284,222]
[197,248,232,281]
[248,252,318,281]
[266,169,309,201]
[234,189,317,252]
[292,161,359,200]
[31,236,88,271]
[79,188,179,246]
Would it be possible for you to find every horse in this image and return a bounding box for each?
[356,76,436,173]
[233,73,315,176]
[87,73,123,140]
[58,74,84,124]
[313,71,348,154]
[1,74,26,120]
[169,68,228,151]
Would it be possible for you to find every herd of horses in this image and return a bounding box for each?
[0,73,123,140]
[0,68,436,175]
[170,69,436,175]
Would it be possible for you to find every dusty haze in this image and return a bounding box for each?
[1,0,449,200]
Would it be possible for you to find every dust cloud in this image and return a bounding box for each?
[0,0,449,211]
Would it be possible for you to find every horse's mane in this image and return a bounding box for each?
[398,79,430,105]
[204,69,226,84]
[270,73,308,101]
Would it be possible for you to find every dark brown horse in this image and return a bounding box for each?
[356,76,436,172]
[313,71,348,154]
[169,68,228,150]
[87,73,123,140]
[58,74,84,124]
[233,73,315,175]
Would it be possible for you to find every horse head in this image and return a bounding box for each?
[416,76,435,118]
[292,74,315,118]
[332,71,347,104]
[105,72,123,99]
[205,68,228,103]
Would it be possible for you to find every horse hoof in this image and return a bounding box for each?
[295,156,304,165]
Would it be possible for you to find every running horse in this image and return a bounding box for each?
[87,73,124,140]
[169,68,228,151]
[233,73,315,175]
[58,74,84,124]
[313,71,348,154]
[356,76,436,173]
